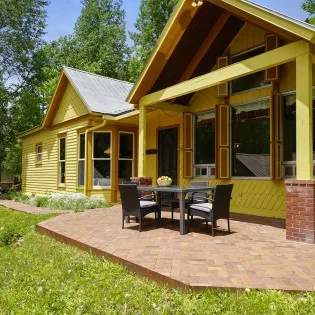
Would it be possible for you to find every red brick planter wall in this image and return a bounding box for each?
[285,180,315,244]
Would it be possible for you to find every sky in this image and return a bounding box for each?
[45,0,310,42]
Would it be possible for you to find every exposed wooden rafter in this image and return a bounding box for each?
[179,11,230,82]
[140,41,309,106]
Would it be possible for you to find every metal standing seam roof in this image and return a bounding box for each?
[63,66,135,116]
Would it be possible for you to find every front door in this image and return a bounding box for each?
[158,127,178,184]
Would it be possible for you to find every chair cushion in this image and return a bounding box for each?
[140,200,157,208]
[190,203,212,213]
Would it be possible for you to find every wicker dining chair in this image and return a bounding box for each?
[188,184,233,236]
[118,184,161,232]
[170,182,209,222]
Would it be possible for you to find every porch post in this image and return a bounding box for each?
[138,103,146,177]
[285,51,315,244]
[296,52,313,179]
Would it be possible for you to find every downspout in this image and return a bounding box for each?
[84,117,107,196]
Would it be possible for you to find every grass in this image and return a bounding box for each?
[0,206,314,314]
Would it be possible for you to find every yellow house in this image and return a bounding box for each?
[21,0,315,244]
[20,67,139,203]
[126,0,315,244]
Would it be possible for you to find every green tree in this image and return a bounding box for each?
[73,0,128,79]
[0,0,48,179]
[128,0,179,82]
[0,0,48,90]
[302,0,315,15]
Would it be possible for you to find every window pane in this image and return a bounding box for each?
[119,133,133,159]
[93,160,111,186]
[231,100,270,177]
[37,144,42,154]
[60,161,65,184]
[59,138,66,161]
[78,160,85,186]
[94,133,111,158]
[195,112,215,164]
[79,134,85,159]
[231,46,267,94]
[119,160,133,183]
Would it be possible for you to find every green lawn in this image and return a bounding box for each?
[0,206,314,314]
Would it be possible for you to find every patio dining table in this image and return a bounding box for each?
[137,185,215,235]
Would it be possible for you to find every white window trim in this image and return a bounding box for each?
[193,110,216,178]
[92,131,112,189]
[118,132,135,183]
[35,143,42,164]
[230,97,272,180]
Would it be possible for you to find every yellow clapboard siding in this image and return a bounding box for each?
[53,84,89,125]
[230,23,267,55]
[22,120,88,195]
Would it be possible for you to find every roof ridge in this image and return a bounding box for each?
[244,0,315,31]
[63,66,134,86]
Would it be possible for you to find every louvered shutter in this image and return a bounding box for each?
[217,57,229,97]
[265,35,279,81]
[215,104,230,179]
[183,113,193,178]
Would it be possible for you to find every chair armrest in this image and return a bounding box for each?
[139,192,157,201]
[190,192,211,203]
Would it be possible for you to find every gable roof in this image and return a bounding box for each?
[63,67,134,116]
[127,0,315,105]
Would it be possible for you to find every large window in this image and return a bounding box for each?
[78,134,85,187]
[119,133,134,183]
[59,137,66,185]
[231,98,270,177]
[194,111,215,177]
[93,132,111,187]
[231,46,268,94]
[283,92,315,177]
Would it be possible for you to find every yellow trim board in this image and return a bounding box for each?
[140,41,309,106]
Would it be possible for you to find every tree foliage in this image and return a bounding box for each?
[128,0,179,82]
[73,0,128,80]
[0,0,48,91]
[302,0,315,15]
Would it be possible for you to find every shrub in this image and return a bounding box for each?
[0,230,22,247]
[13,193,109,212]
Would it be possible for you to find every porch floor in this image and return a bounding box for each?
[36,205,315,291]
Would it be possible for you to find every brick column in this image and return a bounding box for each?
[285,179,315,243]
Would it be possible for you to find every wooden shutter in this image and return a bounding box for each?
[265,35,279,81]
[215,104,230,179]
[183,113,193,178]
[217,57,229,97]
[271,92,283,179]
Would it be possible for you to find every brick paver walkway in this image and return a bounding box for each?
[35,205,315,291]
[0,200,72,214]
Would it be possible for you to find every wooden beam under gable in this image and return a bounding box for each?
[139,41,309,106]
[128,0,198,104]
[179,11,230,82]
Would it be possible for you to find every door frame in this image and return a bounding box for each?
[156,124,180,184]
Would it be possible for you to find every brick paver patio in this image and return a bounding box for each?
[34,204,315,291]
